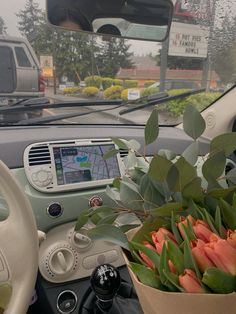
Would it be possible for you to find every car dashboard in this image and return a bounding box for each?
[0,124,212,313]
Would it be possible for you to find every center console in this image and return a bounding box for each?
[29,222,143,314]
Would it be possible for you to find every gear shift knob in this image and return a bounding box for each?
[90,264,121,302]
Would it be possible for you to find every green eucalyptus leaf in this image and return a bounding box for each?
[202,151,226,182]
[182,141,199,165]
[207,186,236,199]
[169,157,197,192]
[148,155,173,182]
[87,224,129,250]
[120,180,143,211]
[120,224,140,233]
[183,104,206,140]
[74,209,89,231]
[0,283,12,310]
[97,213,120,225]
[111,138,129,149]
[102,148,119,160]
[158,149,176,161]
[129,168,146,184]
[145,108,159,146]
[129,262,165,290]
[127,139,141,151]
[210,133,236,156]
[140,174,165,209]
[151,202,183,217]
[106,185,121,202]
[123,151,138,169]
[182,177,204,202]
[202,268,236,294]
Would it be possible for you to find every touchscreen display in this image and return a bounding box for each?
[53,144,120,185]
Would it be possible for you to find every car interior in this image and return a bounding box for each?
[1,0,236,313]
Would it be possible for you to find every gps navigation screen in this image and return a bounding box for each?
[53,144,121,185]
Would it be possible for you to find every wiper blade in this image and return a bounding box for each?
[0,98,122,113]
[16,103,125,125]
[119,88,206,115]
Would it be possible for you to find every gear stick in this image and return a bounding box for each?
[79,264,143,313]
[90,264,121,312]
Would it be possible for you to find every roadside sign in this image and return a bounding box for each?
[40,55,54,78]
[128,89,140,100]
[168,22,209,58]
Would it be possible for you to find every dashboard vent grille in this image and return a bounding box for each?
[119,149,129,158]
[28,145,51,166]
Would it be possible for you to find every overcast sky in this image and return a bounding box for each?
[1,0,159,55]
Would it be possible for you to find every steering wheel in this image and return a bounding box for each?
[0,161,38,314]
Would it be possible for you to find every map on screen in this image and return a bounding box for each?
[53,144,120,185]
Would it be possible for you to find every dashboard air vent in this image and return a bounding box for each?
[119,149,129,158]
[28,145,51,166]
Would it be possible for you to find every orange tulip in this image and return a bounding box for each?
[139,241,157,269]
[151,227,177,251]
[204,237,236,275]
[193,220,213,242]
[178,215,196,239]
[227,230,236,249]
[191,239,215,272]
[179,269,205,293]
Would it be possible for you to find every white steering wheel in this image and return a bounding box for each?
[0,161,38,314]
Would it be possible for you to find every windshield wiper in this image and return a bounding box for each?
[119,88,206,115]
[0,98,122,113]
[16,103,126,125]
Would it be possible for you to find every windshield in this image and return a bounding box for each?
[0,0,235,126]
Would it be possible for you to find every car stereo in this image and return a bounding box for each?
[24,139,123,193]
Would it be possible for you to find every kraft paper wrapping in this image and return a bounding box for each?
[124,228,236,314]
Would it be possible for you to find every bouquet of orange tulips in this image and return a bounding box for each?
[131,204,236,294]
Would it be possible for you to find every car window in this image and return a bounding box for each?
[14,46,31,67]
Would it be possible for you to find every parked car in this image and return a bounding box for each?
[0,35,45,100]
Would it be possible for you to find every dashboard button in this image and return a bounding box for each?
[57,290,77,314]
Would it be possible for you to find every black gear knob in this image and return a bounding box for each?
[90,264,121,301]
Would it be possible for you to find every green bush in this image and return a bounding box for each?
[102,77,113,90]
[163,89,222,117]
[113,79,124,86]
[104,85,123,99]
[124,80,138,88]
[84,76,102,88]
[63,86,81,95]
[141,87,159,97]
[144,80,156,88]
[82,86,99,97]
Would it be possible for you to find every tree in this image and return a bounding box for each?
[210,16,236,84]
[96,38,134,77]
[16,0,44,54]
[0,16,7,35]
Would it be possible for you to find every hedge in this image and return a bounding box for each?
[82,86,99,97]
[104,85,124,99]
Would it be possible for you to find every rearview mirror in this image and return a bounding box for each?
[46,0,173,42]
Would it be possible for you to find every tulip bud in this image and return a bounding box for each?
[139,241,157,269]
[193,220,213,242]
[204,238,236,275]
[178,215,196,239]
[179,269,205,293]
[191,239,215,272]
[151,228,177,253]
